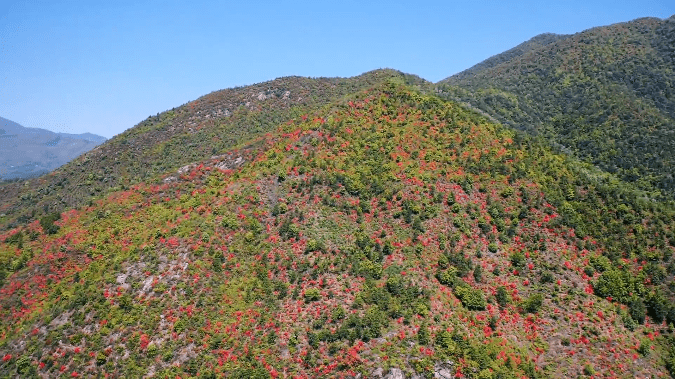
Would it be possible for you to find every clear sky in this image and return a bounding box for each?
[1,1,673,139]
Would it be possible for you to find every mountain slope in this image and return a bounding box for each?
[1,82,674,378]
[0,70,429,231]
[439,16,675,197]
[449,33,571,83]
[0,117,106,181]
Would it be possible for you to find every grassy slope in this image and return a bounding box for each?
[439,16,675,197]
[1,82,674,378]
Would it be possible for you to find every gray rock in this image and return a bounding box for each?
[384,368,405,379]
[434,361,455,379]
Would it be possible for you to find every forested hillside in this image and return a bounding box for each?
[0,70,429,231]
[2,14,675,379]
[1,82,675,378]
[440,16,675,197]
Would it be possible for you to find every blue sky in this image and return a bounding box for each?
[1,1,673,139]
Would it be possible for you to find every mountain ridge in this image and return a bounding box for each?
[447,32,571,83]
[438,15,675,197]
[0,69,429,230]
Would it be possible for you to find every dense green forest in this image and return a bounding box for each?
[440,16,675,197]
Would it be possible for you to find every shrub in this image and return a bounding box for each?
[411,357,435,377]
[280,221,300,240]
[583,266,595,276]
[594,270,629,303]
[477,368,494,379]
[331,306,346,321]
[645,291,668,323]
[637,338,651,356]
[447,252,473,277]
[363,306,385,340]
[622,311,637,331]
[496,286,510,307]
[583,363,595,376]
[540,271,555,283]
[500,187,514,198]
[521,293,544,314]
[454,284,486,310]
[386,275,404,295]
[436,269,455,287]
[438,254,449,268]
[473,265,483,283]
[118,294,133,310]
[359,259,382,279]
[667,306,675,326]
[305,239,325,254]
[272,202,288,216]
[40,212,61,235]
[646,263,667,285]
[304,288,321,303]
[96,351,108,365]
[589,255,612,272]
[173,318,186,334]
[509,252,525,268]
[666,355,675,378]
[629,297,646,324]
[418,324,430,346]
[435,329,456,352]
[221,214,239,229]
[15,355,32,375]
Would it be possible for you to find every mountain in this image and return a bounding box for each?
[448,33,571,83]
[439,16,675,197]
[0,70,429,230]
[59,133,107,144]
[2,15,675,378]
[0,117,107,181]
[1,77,675,378]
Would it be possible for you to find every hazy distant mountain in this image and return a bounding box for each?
[0,116,106,181]
[58,132,107,144]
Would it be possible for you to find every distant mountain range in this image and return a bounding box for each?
[0,117,106,181]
